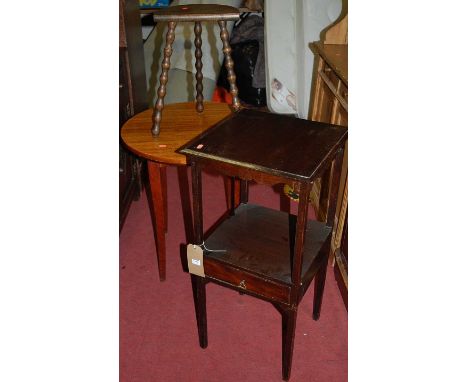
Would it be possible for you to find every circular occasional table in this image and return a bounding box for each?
[121,101,234,281]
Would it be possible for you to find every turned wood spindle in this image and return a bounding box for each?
[218,20,240,110]
[152,21,177,136]
[194,22,204,113]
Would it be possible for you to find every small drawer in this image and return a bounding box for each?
[204,258,291,304]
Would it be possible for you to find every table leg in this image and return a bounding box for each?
[147,161,167,281]
[281,308,298,381]
[152,20,177,136]
[194,21,204,113]
[280,191,291,214]
[190,163,208,348]
[318,169,331,222]
[313,255,328,321]
[191,275,207,348]
[218,20,240,111]
[224,177,241,214]
[177,166,194,244]
[161,164,168,233]
[240,179,249,204]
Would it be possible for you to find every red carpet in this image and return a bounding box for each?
[120,166,347,381]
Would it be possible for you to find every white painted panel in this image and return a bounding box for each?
[265,0,342,118]
[264,0,297,114]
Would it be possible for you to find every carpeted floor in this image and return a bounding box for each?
[120,166,347,381]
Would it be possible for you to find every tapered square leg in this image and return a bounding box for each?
[223,177,240,213]
[313,260,328,320]
[240,179,249,203]
[281,308,298,381]
[147,161,167,281]
[177,166,194,244]
[191,275,207,348]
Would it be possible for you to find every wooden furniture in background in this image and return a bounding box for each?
[121,102,233,280]
[120,0,148,232]
[150,4,241,136]
[309,11,348,298]
[334,206,347,309]
[179,109,347,381]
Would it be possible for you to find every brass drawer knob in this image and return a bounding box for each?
[239,280,246,289]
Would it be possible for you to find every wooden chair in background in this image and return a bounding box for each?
[121,4,242,281]
[150,4,241,136]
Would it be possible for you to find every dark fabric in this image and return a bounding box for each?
[218,14,266,106]
[230,14,265,88]
[219,39,266,106]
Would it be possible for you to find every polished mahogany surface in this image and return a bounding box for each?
[178,108,348,181]
[183,107,347,380]
[204,204,331,285]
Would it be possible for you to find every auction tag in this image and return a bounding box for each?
[187,244,205,277]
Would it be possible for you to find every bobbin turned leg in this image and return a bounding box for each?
[152,21,177,136]
[194,21,204,113]
[218,20,240,110]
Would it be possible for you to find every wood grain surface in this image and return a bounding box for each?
[204,204,331,286]
[179,108,348,182]
[152,4,240,22]
[310,43,348,85]
[121,102,234,165]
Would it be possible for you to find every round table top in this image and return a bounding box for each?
[121,102,234,166]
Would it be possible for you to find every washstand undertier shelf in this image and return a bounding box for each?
[203,203,332,304]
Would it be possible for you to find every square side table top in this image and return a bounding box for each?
[178,109,348,182]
